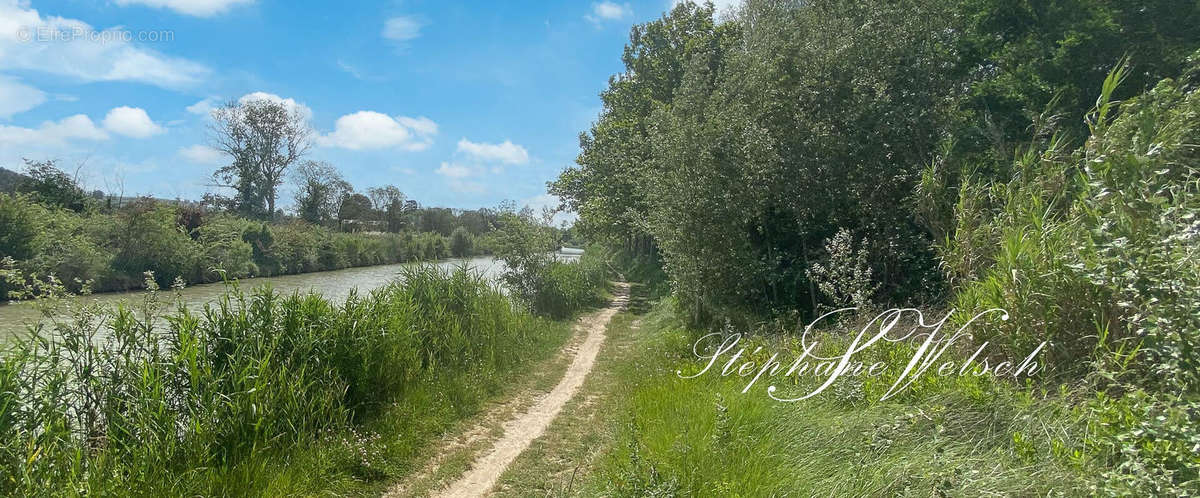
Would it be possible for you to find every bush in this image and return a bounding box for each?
[0,193,488,300]
[0,194,38,261]
[493,211,609,318]
[243,223,283,275]
[268,222,322,274]
[197,214,257,280]
[24,207,112,293]
[450,226,473,257]
[806,228,879,311]
[532,253,609,319]
[943,66,1200,492]
[107,201,202,289]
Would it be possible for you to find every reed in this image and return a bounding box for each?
[0,264,572,495]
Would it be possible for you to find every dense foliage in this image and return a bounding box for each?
[492,209,609,319]
[558,0,1200,493]
[0,265,571,495]
[554,0,1200,325]
[942,65,1200,494]
[0,192,492,299]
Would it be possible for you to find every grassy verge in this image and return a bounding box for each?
[489,299,651,496]
[0,265,598,496]
[221,316,576,497]
[498,284,1097,496]
[386,309,597,497]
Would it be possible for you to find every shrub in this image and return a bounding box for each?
[943,65,1200,492]
[0,193,486,300]
[197,214,257,280]
[243,222,283,275]
[806,228,879,311]
[107,201,202,289]
[24,207,112,293]
[450,226,473,257]
[269,222,322,274]
[0,194,38,261]
[531,253,609,319]
[493,211,609,318]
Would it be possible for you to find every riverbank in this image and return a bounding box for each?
[0,259,609,496]
[1,192,502,301]
[0,255,507,340]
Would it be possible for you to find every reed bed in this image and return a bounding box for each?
[0,264,572,495]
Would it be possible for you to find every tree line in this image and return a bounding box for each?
[0,129,509,298]
[198,97,501,237]
[555,0,1198,323]
[559,1,1199,492]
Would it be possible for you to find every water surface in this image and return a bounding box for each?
[0,256,505,341]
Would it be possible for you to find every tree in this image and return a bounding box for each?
[950,0,1200,156]
[337,193,373,231]
[449,226,473,257]
[419,207,456,236]
[493,207,558,304]
[550,1,738,263]
[368,185,407,231]
[209,98,312,219]
[556,0,960,323]
[457,208,497,235]
[20,159,90,212]
[366,185,405,213]
[293,160,350,226]
[0,193,39,260]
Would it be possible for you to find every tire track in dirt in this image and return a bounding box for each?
[385,283,629,498]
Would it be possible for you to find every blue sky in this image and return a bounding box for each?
[0,0,735,214]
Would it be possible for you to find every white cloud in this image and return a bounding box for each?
[319,111,437,151]
[586,2,631,23]
[0,114,108,147]
[382,16,424,42]
[456,138,529,165]
[239,91,313,120]
[102,106,164,138]
[397,116,438,136]
[0,1,209,88]
[186,97,217,116]
[178,144,223,164]
[435,162,471,178]
[0,76,46,119]
[113,0,254,17]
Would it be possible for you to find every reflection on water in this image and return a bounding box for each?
[0,256,507,341]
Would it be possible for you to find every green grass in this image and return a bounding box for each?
[0,264,588,496]
[490,309,644,496]
[498,284,1098,496]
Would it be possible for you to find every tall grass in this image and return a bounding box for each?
[585,295,1092,496]
[934,64,1200,493]
[0,264,566,495]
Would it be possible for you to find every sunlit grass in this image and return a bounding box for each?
[0,264,580,496]
[555,290,1097,496]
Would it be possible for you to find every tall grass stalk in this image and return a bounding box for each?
[0,264,567,495]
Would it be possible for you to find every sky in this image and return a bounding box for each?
[0,0,738,217]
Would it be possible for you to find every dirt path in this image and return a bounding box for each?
[384,283,629,498]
